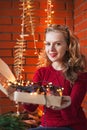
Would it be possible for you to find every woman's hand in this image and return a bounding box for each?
[47,96,71,110]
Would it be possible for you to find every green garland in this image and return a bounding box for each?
[0,113,26,130]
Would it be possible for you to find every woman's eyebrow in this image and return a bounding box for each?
[44,40,65,43]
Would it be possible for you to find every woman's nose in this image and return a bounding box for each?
[50,44,55,51]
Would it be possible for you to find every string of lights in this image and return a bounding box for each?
[45,0,54,26]
[23,0,38,54]
[14,0,37,81]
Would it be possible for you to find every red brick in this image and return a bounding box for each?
[81,39,87,46]
[74,9,80,17]
[0,91,7,98]
[74,0,84,8]
[0,1,11,8]
[82,31,87,40]
[26,73,35,80]
[26,58,38,65]
[26,49,38,57]
[78,2,87,12]
[53,1,65,10]
[12,33,21,41]
[23,65,37,73]
[12,0,20,8]
[74,2,87,17]
[0,105,16,114]
[80,47,87,58]
[13,16,39,25]
[16,0,40,9]
[66,18,73,30]
[76,31,85,39]
[0,25,21,33]
[25,34,39,41]
[12,17,21,25]
[66,2,73,10]
[0,104,24,114]
[53,18,65,25]
[13,33,39,41]
[79,21,87,31]
[39,33,45,41]
[0,98,15,106]
[35,10,46,17]
[0,58,13,72]
[0,17,11,24]
[27,41,44,49]
[0,42,15,49]
[84,10,87,19]
[0,105,24,114]
[40,17,65,25]
[36,25,46,33]
[74,20,87,33]
[0,33,11,41]
[2,57,14,65]
[0,50,12,57]
[54,11,73,18]
[74,14,83,25]
[0,9,21,17]
[40,1,65,10]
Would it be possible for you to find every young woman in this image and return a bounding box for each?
[24,24,87,130]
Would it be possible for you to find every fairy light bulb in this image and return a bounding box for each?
[45,0,54,26]
[15,101,20,116]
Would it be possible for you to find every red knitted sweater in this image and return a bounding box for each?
[23,66,87,130]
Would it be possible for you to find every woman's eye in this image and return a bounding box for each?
[56,43,61,46]
[45,42,50,46]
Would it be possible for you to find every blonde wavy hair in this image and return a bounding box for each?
[37,24,87,83]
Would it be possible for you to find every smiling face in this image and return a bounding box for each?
[45,31,68,65]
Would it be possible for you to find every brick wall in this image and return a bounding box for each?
[74,0,87,118]
[0,0,86,115]
[0,0,23,114]
[74,0,87,59]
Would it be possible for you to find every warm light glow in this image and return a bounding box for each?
[14,0,38,81]
[45,0,54,26]
[30,92,37,95]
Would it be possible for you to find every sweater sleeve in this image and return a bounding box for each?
[61,73,87,120]
[33,68,43,85]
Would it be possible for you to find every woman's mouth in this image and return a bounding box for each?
[49,53,57,58]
